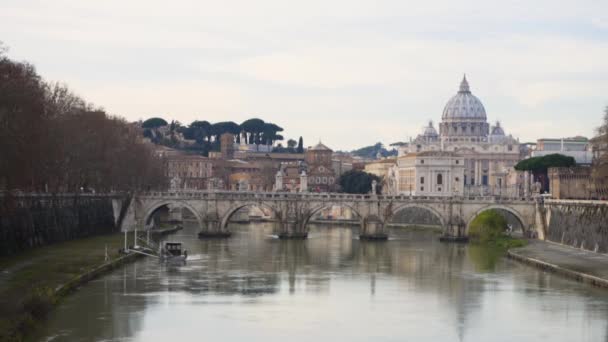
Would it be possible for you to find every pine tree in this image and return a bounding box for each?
[297,136,304,153]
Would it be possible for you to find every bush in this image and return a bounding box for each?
[468,210,508,243]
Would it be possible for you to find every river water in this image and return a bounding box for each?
[32,223,608,342]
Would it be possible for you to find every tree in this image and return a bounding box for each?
[338,170,382,194]
[468,210,508,243]
[0,45,167,193]
[187,120,212,143]
[297,136,304,153]
[515,153,576,192]
[593,106,608,179]
[241,118,265,144]
[514,154,576,173]
[261,123,284,145]
[351,142,390,158]
[142,117,168,128]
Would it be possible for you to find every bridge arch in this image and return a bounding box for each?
[220,202,279,229]
[388,203,446,228]
[143,200,203,228]
[302,203,364,230]
[465,205,527,234]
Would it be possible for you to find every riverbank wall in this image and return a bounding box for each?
[0,193,125,256]
[543,200,608,253]
[54,252,143,297]
[507,245,608,289]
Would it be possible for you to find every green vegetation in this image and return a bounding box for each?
[514,153,576,193]
[142,117,168,128]
[148,116,295,156]
[338,170,382,194]
[297,136,304,153]
[514,153,576,173]
[467,210,527,271]
[469,209,527,247]
[468,210,509,243]
[349,142,397,159]
[0,233,127,341]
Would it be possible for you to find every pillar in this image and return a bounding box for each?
[360,215,388,240]
[277,219,308,239]
[198,214,231,238]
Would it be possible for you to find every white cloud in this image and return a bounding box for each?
[1,0,607,149]
[592,18,608,29]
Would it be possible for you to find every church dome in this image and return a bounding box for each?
[422,121,438,137]
[441,76,487,122]
[490,121,505,136]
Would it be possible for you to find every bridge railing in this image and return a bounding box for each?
[545,199,608,206]
[139,190,535,203]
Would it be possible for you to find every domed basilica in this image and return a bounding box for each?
[387,76,521,196]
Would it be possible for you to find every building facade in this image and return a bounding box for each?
[391,76,522,196]
[531,137,593,165]
[391,151,464,196]
[166,155,213,190]
[305,142,336,192]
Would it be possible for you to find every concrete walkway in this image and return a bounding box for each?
[508,240,608,288]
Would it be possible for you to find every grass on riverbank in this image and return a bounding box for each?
[467,210,528,271]
[0,232,127,341]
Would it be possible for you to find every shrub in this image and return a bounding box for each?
[468,210,508,243]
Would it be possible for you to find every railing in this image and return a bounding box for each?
[545,199,608,206]
[0,191,125,198]
[139,190,535,203]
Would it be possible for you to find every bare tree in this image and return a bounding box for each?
[0,44,167,193]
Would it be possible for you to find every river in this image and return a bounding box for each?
[31,222,608,342]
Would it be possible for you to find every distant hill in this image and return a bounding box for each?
[350,143,397,159]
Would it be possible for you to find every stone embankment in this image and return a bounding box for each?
[508,240,608,289]
[0,193,126,256]
[543,199,608,253]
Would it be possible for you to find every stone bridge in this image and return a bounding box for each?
[116,191,539,240]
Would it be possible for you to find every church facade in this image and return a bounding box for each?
[387,76,522,196]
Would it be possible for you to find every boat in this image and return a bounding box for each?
[160,242,188,263]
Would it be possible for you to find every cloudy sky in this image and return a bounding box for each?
[1,0,607,150]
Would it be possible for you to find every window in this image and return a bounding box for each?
[455,160,459,164]
[508,145,513,151]
[482,175,488,186]
[438,187,442,192]
[455,177,460,182]
[420,177,425,184]
[437,174,443,185]
[420,186,424,191]
[420,160,424,164]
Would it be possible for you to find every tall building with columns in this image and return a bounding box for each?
[390,76,521,196]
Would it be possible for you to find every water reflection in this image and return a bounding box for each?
[30,222,608,342]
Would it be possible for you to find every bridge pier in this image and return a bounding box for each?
[439,218,468,243]
[198,216,231,238]
[360,216,388,241]
[277,220,308,239]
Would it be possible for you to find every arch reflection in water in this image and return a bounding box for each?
[32,224,608,342]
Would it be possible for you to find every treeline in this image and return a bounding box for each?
[350,142,397,159]
[142,116,304,155]
[0,44,166,193]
